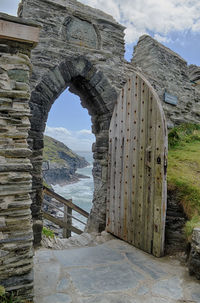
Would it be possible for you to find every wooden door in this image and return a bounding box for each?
[106,72,167,257]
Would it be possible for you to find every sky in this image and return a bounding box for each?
[1,0,200,151]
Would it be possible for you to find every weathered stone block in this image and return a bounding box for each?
[0,44,10,53]
[59,61,72,83]
[63,16,99,49]
[188,228,200,280]
[42,68,65,96]
[32,219,43,246]
[7,69,29,83]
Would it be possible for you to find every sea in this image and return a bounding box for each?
[52,151,94,231]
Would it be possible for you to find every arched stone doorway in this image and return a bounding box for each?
[1,0,200,298]
[29,56,118,245]
[19,0,127,246]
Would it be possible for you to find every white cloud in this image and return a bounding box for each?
[45,126,95,152]
[192,21,200,32]
[2,0,200,44]
[153,34,171,43]
[78,129,92,135]
[80,0,200,43]
[45,126,71,137]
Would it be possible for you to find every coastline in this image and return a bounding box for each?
[43,161,93,237]
[52,172,90,187]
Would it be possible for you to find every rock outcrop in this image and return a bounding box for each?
[188,228,200,280]
[43,135,89,185]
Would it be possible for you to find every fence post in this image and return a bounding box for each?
[63,200,72,238]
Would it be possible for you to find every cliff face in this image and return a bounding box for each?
[43,135,89,185]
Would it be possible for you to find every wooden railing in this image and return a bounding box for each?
[42,186,89,238]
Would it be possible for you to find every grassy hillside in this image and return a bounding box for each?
[43,135,88,167]
[168,123,200,240]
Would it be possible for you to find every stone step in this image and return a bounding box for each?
[41,231,115,250]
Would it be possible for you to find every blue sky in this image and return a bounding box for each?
[1,0,200,151]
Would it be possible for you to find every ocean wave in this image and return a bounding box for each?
[52,154,94,217]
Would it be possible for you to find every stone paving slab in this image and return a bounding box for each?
[79,294,176,303]
[126,252,166,280]
[67,262,144,295]
[52,245,124,267]
[34,239,200,303]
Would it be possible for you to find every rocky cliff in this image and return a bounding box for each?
[43,135,89,185]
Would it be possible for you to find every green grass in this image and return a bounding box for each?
[43,135,76,165]
[0,286,30,303]
[42,179,51,189]
[168,123,200,241]
[185,216,200,240]
[42,227,55,239]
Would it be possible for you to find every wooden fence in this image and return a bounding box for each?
[43,186,89,238]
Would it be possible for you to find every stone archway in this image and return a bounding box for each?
[19,0,127,246]
[29,55,118,245]
[2,0,200,299]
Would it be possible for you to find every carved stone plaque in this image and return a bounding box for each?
[63,17,98,49]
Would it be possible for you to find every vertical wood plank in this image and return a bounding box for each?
[130,75,139,245]
[110,112,117,234]
[141,81,150,252]
[153,109,166,257]
[106,102,116,232]
[113,94,120,237]
[63,203,72,238]
[134,76,143,248]
[121,85,127,240]
[145,91,157,253]
[123,79,132,242]
[127,76,135,244]
[115,93,123,238]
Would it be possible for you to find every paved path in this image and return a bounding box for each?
[34,239,200,303]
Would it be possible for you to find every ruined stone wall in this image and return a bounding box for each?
[132,35,200,128]
[19,0,128,243]
[0,14,39,301]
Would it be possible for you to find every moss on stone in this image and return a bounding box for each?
[42,227,55,239]
[0,287,26,303]
[42,179,51,189]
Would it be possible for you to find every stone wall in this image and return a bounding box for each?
[188,228,200,280]
[0,14,39,301]
[132,35,200,128]
[19,0,127,92]
[188,64,200,85]
[165,189,188,253]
